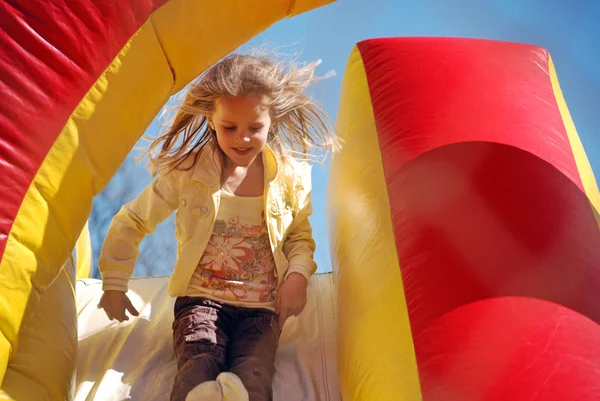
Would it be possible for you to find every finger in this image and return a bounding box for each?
[119,307,130,321]
[125,298,139,317]
[113,313,126,322]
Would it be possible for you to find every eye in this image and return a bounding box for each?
[223,126,237,132]
[250,127,263,132]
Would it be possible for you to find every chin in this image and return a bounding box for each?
[225,151,256,167]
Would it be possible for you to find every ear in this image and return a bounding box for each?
[207,118,215,131]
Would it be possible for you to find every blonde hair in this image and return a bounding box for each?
[143,52,340,174]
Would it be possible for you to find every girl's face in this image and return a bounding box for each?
[210,94,272,168]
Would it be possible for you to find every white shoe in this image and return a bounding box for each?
[217,372,249,401]
[185,380,222,401]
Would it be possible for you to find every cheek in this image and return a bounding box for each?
[254,129,269,145]
[215,130,231,147]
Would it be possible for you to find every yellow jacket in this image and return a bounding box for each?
[98,141,316,297]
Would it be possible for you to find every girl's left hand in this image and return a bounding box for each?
[275,272,308,329]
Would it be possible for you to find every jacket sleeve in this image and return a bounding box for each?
[282,163,317,281]
[98,169,180,292]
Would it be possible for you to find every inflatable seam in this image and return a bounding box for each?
[286,0,297,16]
[149,13,177,93]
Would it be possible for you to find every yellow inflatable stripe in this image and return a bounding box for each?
[2,265,76,401]
[328,47,422,400]
[549,56,600,227]
[75,221,92,280]
[152,0,290,93]
[150,0,335,94]
[0,20,172,378]
[0,389,14,401]
[287,0,335,16]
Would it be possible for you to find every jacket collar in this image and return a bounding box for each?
[190,139,280,188]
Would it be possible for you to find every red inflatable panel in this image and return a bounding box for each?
[387,142,600,334]
[416,297,600,401]
[358,37,583,189]
[358,37,600,335]
[0,0,167,259]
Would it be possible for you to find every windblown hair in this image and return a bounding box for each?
[143,51,340,174]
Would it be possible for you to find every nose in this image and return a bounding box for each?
[237,131,252,143]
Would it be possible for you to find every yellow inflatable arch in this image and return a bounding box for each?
[0,1,334,399]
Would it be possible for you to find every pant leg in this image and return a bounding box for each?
[227,309,281,401]
[170,297,231,401]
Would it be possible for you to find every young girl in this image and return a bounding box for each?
[97,53,338,401]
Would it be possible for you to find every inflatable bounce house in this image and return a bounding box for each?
[1,0,600,400]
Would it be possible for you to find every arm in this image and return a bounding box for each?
[276,164,316,328]
[98,170,180,292]
[282,163,317,281]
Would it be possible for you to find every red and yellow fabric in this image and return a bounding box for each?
[329,37,600,400]
[0,0,334,399]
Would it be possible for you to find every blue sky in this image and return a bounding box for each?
[91,0,600,277]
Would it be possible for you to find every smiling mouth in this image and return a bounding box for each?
[232,147,252,155]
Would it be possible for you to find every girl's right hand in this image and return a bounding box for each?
[98,290,139,322]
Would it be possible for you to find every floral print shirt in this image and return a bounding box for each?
[186,190,277,310]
